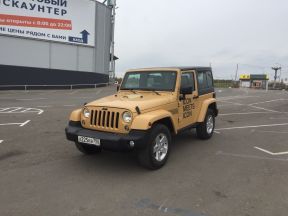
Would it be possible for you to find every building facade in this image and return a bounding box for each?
[239,74,269,89]
[0,0,112,88]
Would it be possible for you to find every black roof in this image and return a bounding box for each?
[129,66,212,71]
[172,66,211,71]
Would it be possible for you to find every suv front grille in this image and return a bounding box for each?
[90,109,120,129]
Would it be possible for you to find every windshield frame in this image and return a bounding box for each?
[120,70,178,92]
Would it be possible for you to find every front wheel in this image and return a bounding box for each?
[137,124,171,170]
[196,109,215,140]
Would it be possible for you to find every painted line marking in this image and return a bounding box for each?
[219,101,244,106]
[218,95,258,101]
[20,120,30,127]
[135,198,203,216]
[254,147,288,156]
[16,98,48,101]
[256,130,288,134]
[249,99,288,106]
[219,111,271,116]
[68,90,80,95]
[36,105,52,108]
[0,120,30,127]
[215,123,288,131]
[158,199,169,211]
[250,105,280,113]
[7,108,22,112]
[214,131,221,134]
[216,151,288,162]
[63,105,76,107]
[0,140,3,144]
[20,108,31,113]
[270,117,288,120]
[0,107,44,115]
[0,108,10,112]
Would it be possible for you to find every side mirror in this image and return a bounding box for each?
[180,86,193,95]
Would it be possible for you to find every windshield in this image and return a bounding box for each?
[121,71,177,91]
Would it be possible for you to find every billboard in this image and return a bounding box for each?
[0,0,95,46]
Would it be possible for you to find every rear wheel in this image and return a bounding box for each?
[75,142,102,154]
[196,109,215,139]
[137,124,171,170]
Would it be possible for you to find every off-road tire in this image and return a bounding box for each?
[196,109,215,140]
[75,142,102,154]
[137,124,171,170]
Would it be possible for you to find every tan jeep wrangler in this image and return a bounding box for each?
[65,67,218,169]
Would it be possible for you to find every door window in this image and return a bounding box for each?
[181,72,195,91]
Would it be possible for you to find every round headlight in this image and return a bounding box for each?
[83,108,90,118]
[122,111,132,123]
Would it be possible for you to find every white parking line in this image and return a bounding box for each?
[36,105,52,108]
[249,99,288,106]
[20,120,30,127]
[68,90,80,95]
[219,101,244,106]
[0,107,44,115]
[270,117,288,120]
[216,151,288,162]
[7,108,22,112]
[216,123,288,131]
[218,95,258,101]
[0,108,10,112]
[254,147,288,156]
[0,140,3,144]
[16,98,48,101]
[63,105,76,107]
[219,111,271,116]
[250,105,280,113]
[0,120,31,127]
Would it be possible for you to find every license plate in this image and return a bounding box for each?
[78,136,100,146]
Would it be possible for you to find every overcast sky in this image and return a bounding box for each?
[114,0,288,79]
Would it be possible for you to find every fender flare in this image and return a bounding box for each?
[69,109,82,122]
[197,98,217,122]
[131,110,177,133]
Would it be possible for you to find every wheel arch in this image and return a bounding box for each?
[197,98,217,122]
[69,109,82,122]
[131,110,177,134]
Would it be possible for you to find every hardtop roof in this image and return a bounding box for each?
[128,66,212,71]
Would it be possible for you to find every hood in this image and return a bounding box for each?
[87,92,176,112]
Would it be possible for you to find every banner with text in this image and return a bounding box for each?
[0,0,95,46]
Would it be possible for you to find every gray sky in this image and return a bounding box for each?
[114,0,288,79]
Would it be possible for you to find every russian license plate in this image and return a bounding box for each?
[78,136,100,146]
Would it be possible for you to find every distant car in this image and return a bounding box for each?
[65,67,218,169]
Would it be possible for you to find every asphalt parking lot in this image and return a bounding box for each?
[0,86,288,216]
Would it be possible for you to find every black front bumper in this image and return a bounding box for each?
[65,121,149,152]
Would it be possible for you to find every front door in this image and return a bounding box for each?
[178,71,199,129]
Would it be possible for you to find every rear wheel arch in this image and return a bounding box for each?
[208,102,218,117]
[197,99,217,122]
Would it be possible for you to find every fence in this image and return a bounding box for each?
[214,80,239,88]
[0,83,110,91]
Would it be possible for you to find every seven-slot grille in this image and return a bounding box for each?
[90,109,120,129]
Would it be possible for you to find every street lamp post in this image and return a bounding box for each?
[107,0,116,84]
[272,66,281,89]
